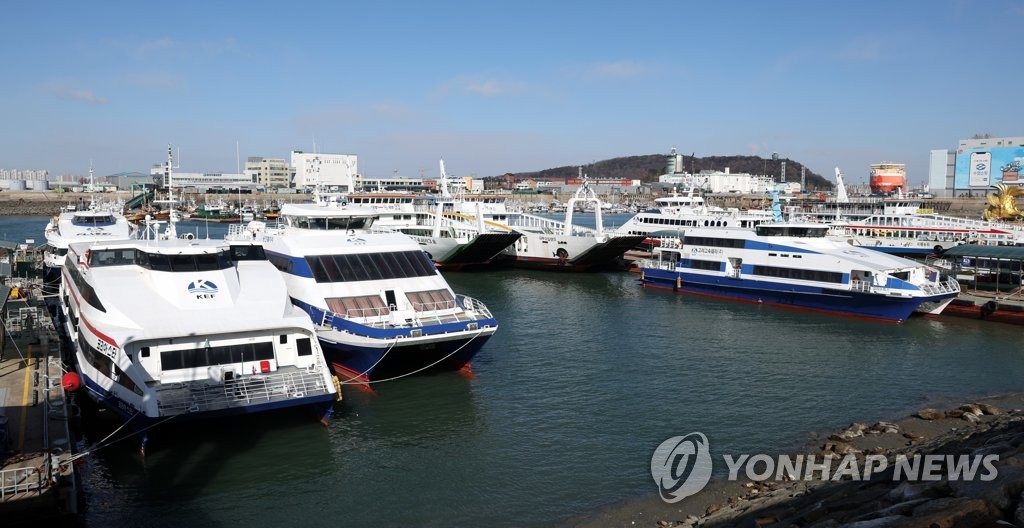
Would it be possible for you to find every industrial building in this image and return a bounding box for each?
[930,136,1024,198]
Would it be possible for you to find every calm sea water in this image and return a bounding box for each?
[3,214,1023,527]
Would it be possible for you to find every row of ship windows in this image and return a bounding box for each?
[298,250,438,283]
[681,259,843,283]
[158,341,288,371]
[64,260,106,312]
[639,218,766,228]
[69,246,266,271]
[77,332,142,396]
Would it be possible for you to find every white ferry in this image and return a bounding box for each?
[229,193,498,383]
[43,166,134,289]
[614,185,772,244]
[58,226,340,432]
[445,175,645,270]
[345,191,521,269]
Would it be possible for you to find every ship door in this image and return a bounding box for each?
[384,290,397,311]
[728,257,742,278]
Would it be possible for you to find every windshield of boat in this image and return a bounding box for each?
[88,247,259,270]
[285,215,374,230]
[755,225,828,238]
[71,214,116,226]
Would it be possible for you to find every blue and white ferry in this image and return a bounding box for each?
[639,219,961,323]
[229,193,498,384]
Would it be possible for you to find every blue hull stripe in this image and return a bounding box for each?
[641,267,953,322]
[321,334,489,380]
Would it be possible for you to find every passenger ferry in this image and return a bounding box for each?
[445,174,645,270]
[639,218,961,323]
[43,166,134,289]
[345,190,521,270]
[614,184,772,244]
[58,225,340,432]
[229,191,498,384]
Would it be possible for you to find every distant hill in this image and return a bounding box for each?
[502,154,834,191]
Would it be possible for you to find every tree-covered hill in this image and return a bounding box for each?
[502,154,833,191]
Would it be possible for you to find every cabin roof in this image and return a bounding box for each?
[943,244,1024,260]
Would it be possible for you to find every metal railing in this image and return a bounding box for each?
[919,278,961,296]
[156,367,331,415]
[319,295,493,334]
[1,465,46,502]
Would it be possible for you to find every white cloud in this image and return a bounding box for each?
[134,37,177,58]
[45,80,107,104]
[465,79,528,96]
[590,60,647,78]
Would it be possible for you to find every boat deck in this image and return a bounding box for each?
[0,284,78,526]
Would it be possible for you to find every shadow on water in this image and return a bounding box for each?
[74,397,337,528]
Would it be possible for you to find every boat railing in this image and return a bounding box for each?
[918,278,961,296]
[639,258,679,272]
[504,213,597,237]
[156,367,331,415]
[850,280,873,293]
[456,295,493,319]
[320,308,390,328]
[0,465,46,502]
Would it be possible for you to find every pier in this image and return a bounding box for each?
[1,283,78,526]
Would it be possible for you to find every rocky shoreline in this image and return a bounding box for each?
[573,394,1024,528]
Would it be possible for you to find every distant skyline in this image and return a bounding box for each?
[2,1,1022,185]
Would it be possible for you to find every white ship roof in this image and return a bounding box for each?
[66,238,311,347]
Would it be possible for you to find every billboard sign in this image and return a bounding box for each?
[955,145,1024,188]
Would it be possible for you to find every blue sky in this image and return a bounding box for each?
[2,0,1022,185]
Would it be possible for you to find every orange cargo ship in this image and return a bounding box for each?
[869,163,907,195]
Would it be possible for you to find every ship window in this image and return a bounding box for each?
[296,338,312,356]
[751,265,843,283]
[160,341,274,370]
[686,259,722,271]
[77,333,140,395]
[196,253,220,271]
[326,295,390,317]
[306,250,436,283]
[279,335,288,344]
[406,289,456,311]
[230,245,266,261]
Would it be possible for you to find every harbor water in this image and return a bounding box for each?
[2,215,1023,527]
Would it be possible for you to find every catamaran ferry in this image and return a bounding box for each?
[58,230,340,432]
[229,193,498,384]
[639,220,961,322]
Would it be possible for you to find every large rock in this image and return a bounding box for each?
[950,465,1024,511]
[978,403,1004,416]
[918,408,945,420]
[900,497,999,528]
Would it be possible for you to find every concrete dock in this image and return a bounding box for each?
[1,283,78,526]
